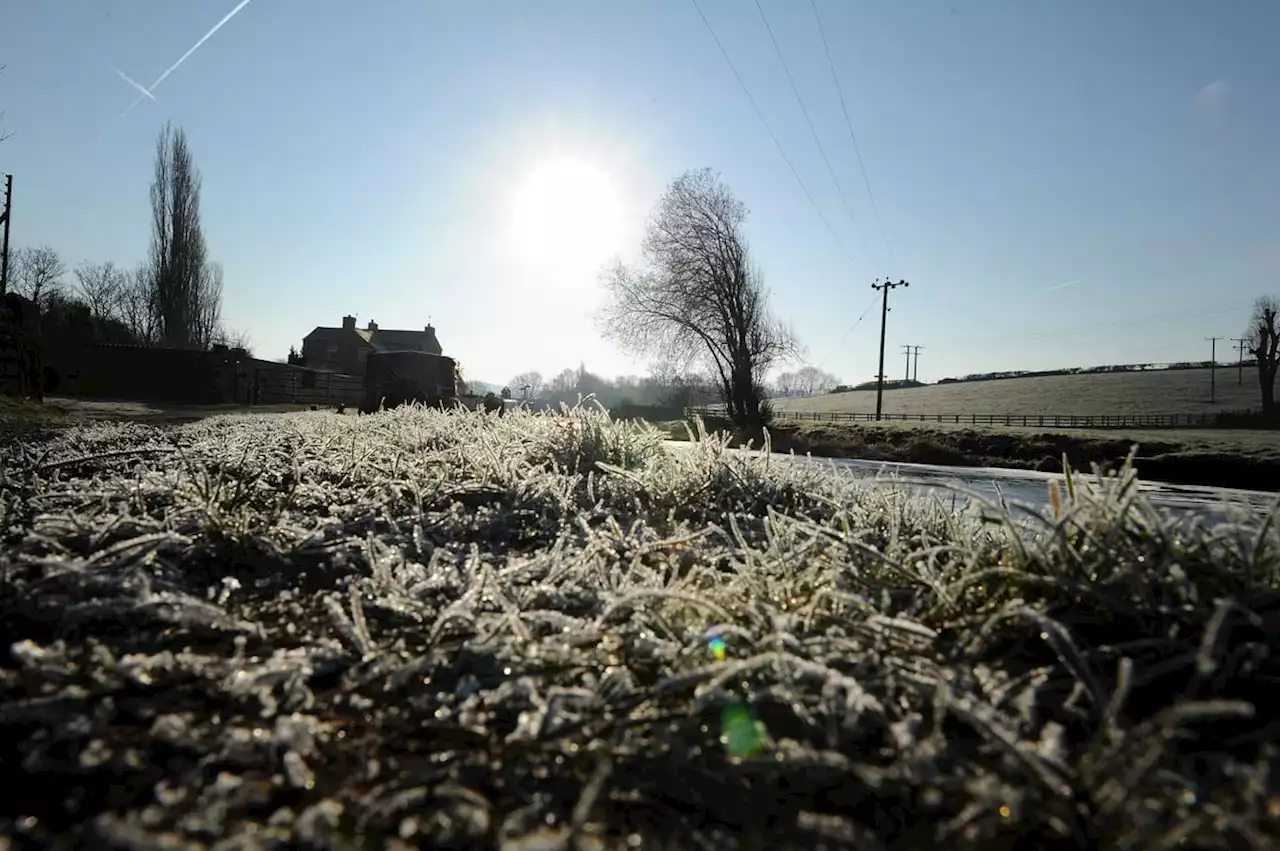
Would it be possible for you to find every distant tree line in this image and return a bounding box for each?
[499,365,718,412]
[493,363,849,412]
[771,366,841,397]
[835,378,924,393]
[934,360,1247,386]
[5,123,247,355]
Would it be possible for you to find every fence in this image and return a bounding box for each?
[36,343,363,408]
[247,361,363,407]
[685,407,1265,430]
[0,297,31,397]
[43,342,236,404]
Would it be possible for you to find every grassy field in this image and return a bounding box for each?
[1,404,1278,848]
[0,396,334,443]
[668,415,1280,493]
[772,366,1264,417]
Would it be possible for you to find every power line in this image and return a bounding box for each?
[810,0,893,260]
[816,293,879,372]
[937,301,1255,347]
[689,0,857,266]
[753,0,871,260]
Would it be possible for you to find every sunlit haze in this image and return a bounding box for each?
[2,0,1277,387]
[509,156,628,281]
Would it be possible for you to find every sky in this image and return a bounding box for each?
[2,0,1278,388]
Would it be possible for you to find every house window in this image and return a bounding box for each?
[326,344,339,362]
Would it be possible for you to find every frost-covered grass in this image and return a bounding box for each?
[1,404,1278,850]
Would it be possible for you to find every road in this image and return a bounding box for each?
[669,443,1278,524]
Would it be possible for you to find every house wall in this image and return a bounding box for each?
[302,331,369,377]
[243,359,363,407]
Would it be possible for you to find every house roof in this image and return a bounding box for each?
[366,329,440,352]
[304,324,442,354]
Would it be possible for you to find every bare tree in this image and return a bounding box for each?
[599,169,798,427]
[545,368,580,403]
[655,369,716,410]
[10,245,66,310]
[209,320,251,354]
[149,122,208,348]
[508,370,544,400]
[0,65,13,144]
[192,260,223,349]
[74,260,128,322]
[793,365,839,396]
[1244,295,1279,418]
[454,361,471,396]
[119,262,160,345]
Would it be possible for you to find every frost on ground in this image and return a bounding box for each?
[1,405,1278,850]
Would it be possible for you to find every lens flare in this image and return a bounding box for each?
[720,699,768,758]
[707,632,726,661]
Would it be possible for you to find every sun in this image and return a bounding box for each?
[509,157,626,276]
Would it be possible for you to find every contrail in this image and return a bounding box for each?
[1045,278,1081,293]
[113,68,156,101]
[117,0,255,122]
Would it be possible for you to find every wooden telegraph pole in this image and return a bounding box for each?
[1232,337,1248,386]
[872,278,909,421]
[1206,336,1222,404]
[0,174,12,297]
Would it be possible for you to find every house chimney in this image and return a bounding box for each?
[342,315,356,331]
[367,319,378,332]
[425,323,434,334]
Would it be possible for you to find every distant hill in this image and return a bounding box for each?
[934,360,1224,386]
[771,364,1263,417]
[837,379,925,393]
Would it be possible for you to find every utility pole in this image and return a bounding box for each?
[911,345,923,383]
[1232,337,1248,386]
[901,344,912,382]
[1206,336,1222,404]
[872,278,909,420]
[0,174,12,298]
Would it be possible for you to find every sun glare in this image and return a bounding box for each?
[509,157,626,277]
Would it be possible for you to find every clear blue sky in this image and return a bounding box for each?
[3,0,1277,386]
